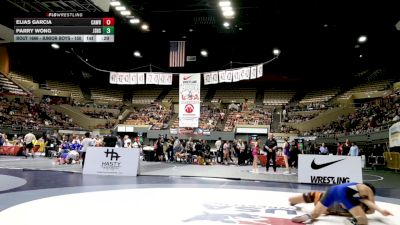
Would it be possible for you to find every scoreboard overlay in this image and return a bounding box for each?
[14,17,114,43]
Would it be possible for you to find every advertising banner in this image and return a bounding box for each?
[83,147,140,176]
[179,73,200,127]
[298,155,362,184]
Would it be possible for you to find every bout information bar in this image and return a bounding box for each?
[13,17,114,43]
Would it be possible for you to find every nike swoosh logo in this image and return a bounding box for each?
[311,158,345,170]
[183,76,192,80]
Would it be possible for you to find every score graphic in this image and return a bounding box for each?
[14,16,115,43]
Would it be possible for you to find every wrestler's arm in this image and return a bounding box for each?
[359,199,393,216]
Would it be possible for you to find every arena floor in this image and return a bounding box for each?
[0,156,399,225]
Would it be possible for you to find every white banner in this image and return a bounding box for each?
[158,73,172,85]
[130,72,137,84]
[179,73,200,127]
[178,117,199,128]
[137,72,145,84]
[298,155,363,184]
[219,70,226,83]
[389,122,400,148]
[243,67,250,80]
[239,68,246,80]
[233,69,240,82]
[225,70,233,83]
[250,66,257,79]
[146,73,154,84]
[122,72,131,84]
[83,147,140,176]
[117,72,124,84]
[204,72,211,85]
[257,64,263,78]
[211,71,219,84]
[109,72,117,84]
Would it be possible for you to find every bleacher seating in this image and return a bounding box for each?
[47,80,84,100]
[200,87,208,102]
[8,72,34,83]
[171,106,221,131]
[300,88,339,104]
[212,88,256,103]
[90,87,123,103]
[223,109,272,132]
[263,90,295,105]
[124,105,172,130]
[0,73,28,95]
[336,80,391,100]
[163,88,179,103]
[132,88,163,104]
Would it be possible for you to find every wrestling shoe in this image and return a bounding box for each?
[344,217,357,225]
[291,214,314,224]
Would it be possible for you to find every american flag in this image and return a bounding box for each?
[169,41,185,67]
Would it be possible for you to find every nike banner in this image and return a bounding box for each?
[179,73,200,127]
[298,155,363,184]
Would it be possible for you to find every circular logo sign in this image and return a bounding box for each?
[185,104,194,113]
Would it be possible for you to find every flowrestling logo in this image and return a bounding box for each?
[311,158,345,170]
[183,203,298,224]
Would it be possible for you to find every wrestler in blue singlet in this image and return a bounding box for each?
[320,182,362,210]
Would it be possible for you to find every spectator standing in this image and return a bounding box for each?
[342,139,351,155]
[264,133,278,173]
[81,132,94,168]
[336,142,343,155]
[348,142,359,156]
[24,132,36,158]
[319,143,329,155]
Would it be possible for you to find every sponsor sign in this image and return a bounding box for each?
[298,154,362,184]
[82,147,140,176]
[178,117,199,128]
[389,121,400,148]
[179,73,200,127]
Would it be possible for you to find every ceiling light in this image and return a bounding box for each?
[120,10,131,15]
[221,6,233,11]
[219,1,231,7]
[51,43,60,49]
[359,54,363,58]
[129,18,140,24]
[189,29,193,32]
[115,6,126,11]
[162,30,166,33]
[133,51,142,57]
[273,48,281,56]
[141,24,149,31]
[223,22,230,28]
[200,50,208,57]
[358,35,367,43]
[222,10,235,18]
[110,1,121,6]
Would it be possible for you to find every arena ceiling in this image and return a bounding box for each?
[1,0,400,85]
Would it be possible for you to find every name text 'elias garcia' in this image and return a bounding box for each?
[16,19,53,25]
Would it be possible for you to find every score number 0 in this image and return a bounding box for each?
[102,18,115,26]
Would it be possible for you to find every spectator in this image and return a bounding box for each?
[348,142,359,156]
[319,143,329,155]
[24,132,36,158]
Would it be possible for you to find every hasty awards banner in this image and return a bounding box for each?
[179,73,200,128]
